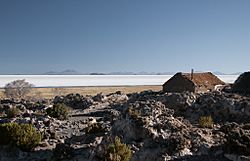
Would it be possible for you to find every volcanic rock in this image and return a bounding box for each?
[232,72,250,95]
[54,93,93,109]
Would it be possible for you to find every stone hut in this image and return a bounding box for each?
[231,72,250,95]
[163,72,225,93]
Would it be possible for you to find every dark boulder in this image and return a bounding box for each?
[232,72,250,95]
[53,93,93,109]
[221,123,250,156]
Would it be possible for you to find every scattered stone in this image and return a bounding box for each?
[0,90,250,161]
[54,93,93,109]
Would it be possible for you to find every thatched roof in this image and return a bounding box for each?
[181,72,225,87]
[163,72,225,92]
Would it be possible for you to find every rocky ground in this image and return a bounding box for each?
[0,90,250,161]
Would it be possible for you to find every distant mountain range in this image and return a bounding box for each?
[42,70,174,75]
[43,70,81,75]
[42,69,242,75]
[212,71,242,75]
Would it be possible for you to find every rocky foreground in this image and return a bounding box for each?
[0,90,250,161]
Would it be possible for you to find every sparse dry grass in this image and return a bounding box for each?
[199,116,214,128]
[0,85,161,99]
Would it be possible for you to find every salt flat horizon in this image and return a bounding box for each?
[0,75,239,88]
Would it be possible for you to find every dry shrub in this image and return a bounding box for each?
[0,122,42,151]
[199,116,213,128]
[105,136,132,161]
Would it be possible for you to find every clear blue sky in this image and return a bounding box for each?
[0,0,249,74]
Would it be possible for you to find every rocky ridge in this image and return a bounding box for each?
[0,90,250,161]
